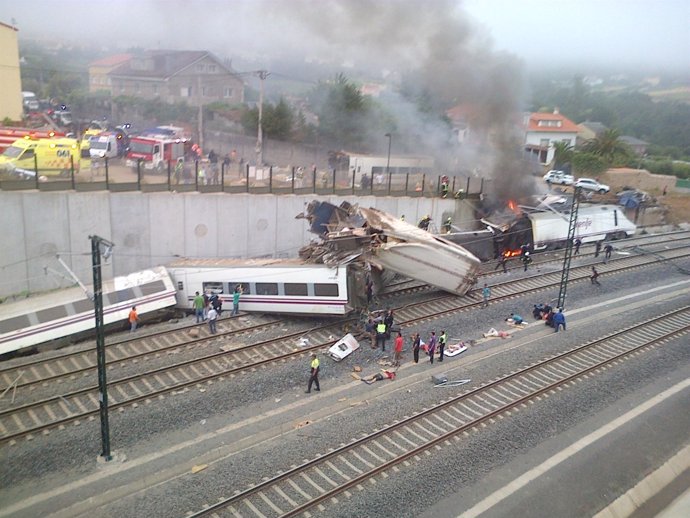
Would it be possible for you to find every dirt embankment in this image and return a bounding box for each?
[661,193,690,225]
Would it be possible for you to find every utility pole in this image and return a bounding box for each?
[197,75,203,150]
[90,235,114,461]
[556,187,582,310]
[255,70,270,166]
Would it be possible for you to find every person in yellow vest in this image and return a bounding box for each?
[375,320,388,350]
[306,353,320,393]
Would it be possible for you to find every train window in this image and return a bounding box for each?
[314,283,339,297]
[35,305,69,323]
[140,280,166,296]
[1,314,31,333]
[284,283,308,296]
[229,282,251,295]
[177,281,184,291]
[72,298,94,314]
[202,282,224,294]
[614,209,618,226]
[256,282,279,295]
[113,287,136,303]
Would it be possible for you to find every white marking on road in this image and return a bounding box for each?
[457,377,690,518]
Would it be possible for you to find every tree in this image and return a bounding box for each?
[308,73,371,148]
[582,129,634,166]
[571,152,607,177]
[263,98,293,140]
[240,98,295,140]
[551,140,574,171]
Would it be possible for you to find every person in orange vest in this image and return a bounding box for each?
[128,306,139,332]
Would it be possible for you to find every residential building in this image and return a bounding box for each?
[577,120,608,146]
[523,109,579,165]
[618,135,648,156]
[0,21,23,121]
[93,50,244,106]
[88,53,132,94]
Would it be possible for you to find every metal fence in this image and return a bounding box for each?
[0,158,485,198]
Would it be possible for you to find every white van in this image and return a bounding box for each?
[22,92,40,112]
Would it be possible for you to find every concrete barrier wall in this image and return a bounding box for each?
[0,191,474,299]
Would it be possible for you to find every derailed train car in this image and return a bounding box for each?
[443,204,636,261]
[298,201,481,296]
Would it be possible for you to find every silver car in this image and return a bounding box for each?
[574,178,610,194]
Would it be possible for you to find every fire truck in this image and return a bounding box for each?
[125,127,190,173]
[0,127,65,154]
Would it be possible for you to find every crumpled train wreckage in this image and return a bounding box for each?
[296,200,481,297]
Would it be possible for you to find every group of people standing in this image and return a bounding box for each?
[191,285,243,333]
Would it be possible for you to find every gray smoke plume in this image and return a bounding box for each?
[270,0,533,204]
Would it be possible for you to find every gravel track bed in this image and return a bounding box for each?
[4,317,323,405]
[2,258,689,516]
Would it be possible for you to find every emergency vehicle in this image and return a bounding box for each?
[0,127,65,154]
[0,137,82,177]
[89,132,127,159]
[125,133,187,172]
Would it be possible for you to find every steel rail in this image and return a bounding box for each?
[186,307,690,518]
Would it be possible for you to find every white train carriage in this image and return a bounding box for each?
[0,266,177,356]
[167,258,355,316]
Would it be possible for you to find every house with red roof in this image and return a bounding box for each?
[88,53,133,94]
[523,109,579,165]
[89,50,244,107]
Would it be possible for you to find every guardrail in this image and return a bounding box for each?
[0,158,485,198]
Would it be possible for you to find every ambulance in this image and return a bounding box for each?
[0,137,82,177]
[0,127,65,154]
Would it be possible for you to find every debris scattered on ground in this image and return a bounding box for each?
[191,464,208,474]
[434,379,472,388]
[295,420,311,429]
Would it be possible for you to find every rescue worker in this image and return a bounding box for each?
[440,175,450,198]
[594,240,602,258]
[438,330,448,362]
[574,238,582,256]
[442,217,452,233]
[521,251,532,271]
[418,215,432,231]
[376,320,387,350]
[306,353,320,393]
[384,309,395,338]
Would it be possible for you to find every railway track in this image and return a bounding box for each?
[186,306,690,518]
[0,240,688,445]
[1,231,688,398]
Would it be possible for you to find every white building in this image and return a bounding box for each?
[523,109,579,165]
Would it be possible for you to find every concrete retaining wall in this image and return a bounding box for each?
[0,191,474,299]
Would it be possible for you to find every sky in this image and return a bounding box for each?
[1,0,687,73]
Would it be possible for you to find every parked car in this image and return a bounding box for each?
[543,170,575,185]
[574,178,610,194]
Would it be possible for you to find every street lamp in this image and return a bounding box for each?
[385,133,392,175]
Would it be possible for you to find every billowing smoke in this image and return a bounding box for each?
[271,0,533,203]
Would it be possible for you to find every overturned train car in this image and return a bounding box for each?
[444,204,636,261]
[298,201,481,296]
